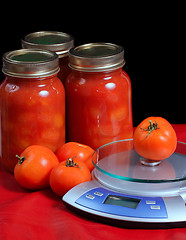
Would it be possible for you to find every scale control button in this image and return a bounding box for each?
[94,192,103,197]
[86,194,95,200]
[150,205,161,210]
[146,200,156,205]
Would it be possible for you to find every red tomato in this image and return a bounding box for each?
[49,158,91,196]
[133,117,177,161]
[56,142,96,171]
[14,145,59,190]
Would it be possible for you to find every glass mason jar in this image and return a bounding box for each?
[21,31,74,85]
[0,49,65,172]
[66,43,133,150]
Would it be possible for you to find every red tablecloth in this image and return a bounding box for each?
[1,124,186,240]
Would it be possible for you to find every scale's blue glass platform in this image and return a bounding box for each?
[63,140,186,226]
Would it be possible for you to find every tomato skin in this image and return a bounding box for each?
[14,145,59,190]
[49,159,91,196]
[133,117,177,161]
[56,142,96,171]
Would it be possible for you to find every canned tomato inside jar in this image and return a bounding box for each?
[0,49,65,172]
[22,31,74,85]
[65,42,133,150]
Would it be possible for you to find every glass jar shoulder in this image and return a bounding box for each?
[1,75,64,97]
[0,75,65,117]
[66,68,131,91]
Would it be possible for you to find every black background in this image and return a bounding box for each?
[0,4,185,127]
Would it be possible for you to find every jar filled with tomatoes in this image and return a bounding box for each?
[65,43,133,150]
[0,49,65,172]
[21,31,74,85]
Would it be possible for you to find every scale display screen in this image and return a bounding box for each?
[104,195,141,209]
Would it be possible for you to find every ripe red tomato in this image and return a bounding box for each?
[133,117,177,161]
[56,142,96,171]
[14,145,59,190]
[49,158,91,196]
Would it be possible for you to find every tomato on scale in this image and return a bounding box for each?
[133,117,177,162]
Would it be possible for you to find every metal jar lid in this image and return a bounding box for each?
[21,31,74,58]
[69,43,126,72]
[2,49,59,78]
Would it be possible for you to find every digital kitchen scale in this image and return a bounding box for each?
[63,139,186,228]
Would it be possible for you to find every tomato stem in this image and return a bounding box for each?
[140,120,160,138]
[65,157,80,168]
[16,155,26,164]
